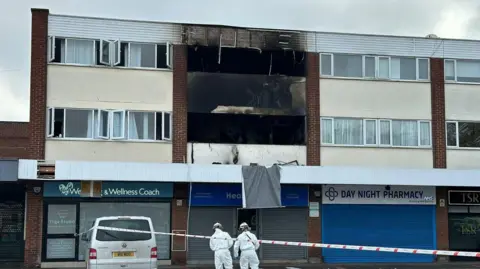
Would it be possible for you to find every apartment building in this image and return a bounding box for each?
[19,7,480,268]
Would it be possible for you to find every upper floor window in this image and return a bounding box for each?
[446,121,480,148]
[47,37,173,69]
[445,59,480,83]
[321,117,431,147]
[320,53,429,81]
[47,107,171,141]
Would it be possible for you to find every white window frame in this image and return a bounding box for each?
[63,108,95,139]
[377,56,391,79]
[112,40,121,66]
[416,58,430,81]
[47,36,55,62]
[320,117,334,144]
[99,39,110,65]
[127,42,158,69]
[378,119,393,146]
[362,56,376,78]
[96,109,110,139]
[166,42,173,69]
[162,112,172,140]
[363,119,377,145]
[110,110,126,140]
[445,59,457,82]
[446,121,459,147]
[320,53,334,76]
[46,107,54,137]
[418,120,432,147]
[64,38,96,66]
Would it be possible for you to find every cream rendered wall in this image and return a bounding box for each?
[320,78,432,168]
[45,65,172,162]
[445,83,480,168]
[321,147,433,168]
[320,79,431,119]
[187,143,306,166]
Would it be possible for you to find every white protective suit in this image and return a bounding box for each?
[234,231,260,269]
[209,228,234,269]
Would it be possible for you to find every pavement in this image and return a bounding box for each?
[3,262,480,269]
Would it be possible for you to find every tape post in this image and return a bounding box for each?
[76,226,480,258]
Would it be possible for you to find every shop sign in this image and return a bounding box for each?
[43,181,173,198]
[190,184,308,207]
[322,184,436,205]
[448,190,480,205]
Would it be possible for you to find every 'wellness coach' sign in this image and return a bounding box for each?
[322,184,436,205]
[43,181,173,198]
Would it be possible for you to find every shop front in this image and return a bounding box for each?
[42,181,173,265]
[447,189,480,262]
[187,183,309,264]
[322,184,436,263]
[0,160,25,262]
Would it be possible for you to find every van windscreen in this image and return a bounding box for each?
[96,219,152,241]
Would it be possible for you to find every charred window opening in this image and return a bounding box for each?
[188,113,305,145]
[187,46,306,76]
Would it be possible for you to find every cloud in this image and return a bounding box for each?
[1,0,480,121]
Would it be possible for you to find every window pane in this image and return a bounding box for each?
[419,122,431,146]
[365,120,376,144]
[112,111,125,138]
[47,204,77,234]
[448,215,480,251]
[163,113,171,139]
[128,112,155,140]
[445,60,456,81]
[392,120,418,146]
[418,59,429,80]
[155,112,163,140]
[130,43,156,68]
[457,60,480,83]
[66,39,94,65]
[446,122,458,147]
[333,54,362,77]
[65,109,93,138]
[391,57,416,80]
[379,120,391,145]
[46,239,76,259]
[320,54,332,75]
[458,122,480,148]
[321,119,333,143]
[364,56,375,78]
[334,119,363,145]
[96,219,152,241]
[95,110,109,138]
[378,57,389,79]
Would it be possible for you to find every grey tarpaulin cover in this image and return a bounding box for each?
[241,165,282,208]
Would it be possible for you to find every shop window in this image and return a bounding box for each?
[45,204,77,260]
[448,213,480,261]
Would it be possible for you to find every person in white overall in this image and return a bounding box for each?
[209,222,234,269]
[234,222,260,269]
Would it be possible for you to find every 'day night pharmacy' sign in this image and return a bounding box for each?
[322,184,436,205]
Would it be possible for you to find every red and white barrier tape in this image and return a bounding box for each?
[79,226,480,258]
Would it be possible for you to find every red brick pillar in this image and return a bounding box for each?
[25,183,43,267]
[430,58,448,261]
[172,44,188,163]
[29,8,48,160]
[26,8,49,268]
[171,183,189,264]
[305,52,321,262]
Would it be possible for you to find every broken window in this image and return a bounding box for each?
[187,46,306,76]
[187,113,305,145]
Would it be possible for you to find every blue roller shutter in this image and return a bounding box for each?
[322,204,436,263]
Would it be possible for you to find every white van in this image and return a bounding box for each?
[82,216,157,269]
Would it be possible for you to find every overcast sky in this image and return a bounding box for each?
[1,0,480,122]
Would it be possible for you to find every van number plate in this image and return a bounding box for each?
[113,251,135,257]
